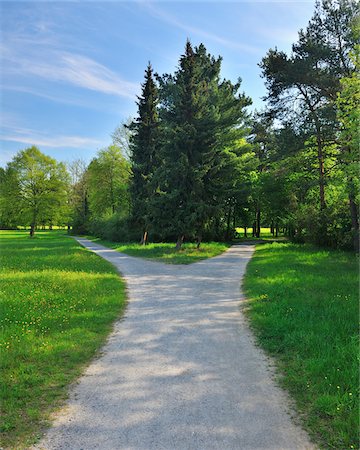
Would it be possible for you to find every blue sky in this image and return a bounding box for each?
[1,0,315,167]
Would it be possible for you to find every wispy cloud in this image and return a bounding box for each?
[1,120,102,149]
[2,46,139,99]
[138,2,261,55]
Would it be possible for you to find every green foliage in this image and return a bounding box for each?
[1,147,70,235]
[0,167,22,229]
[129,63,159,237]
[87,213,139,242]
[87,145,130,218]
[151,41,251,242]
[244,243,359,449]
[67,159,90,234]
[0,231,126,448]
[258,0,359,250]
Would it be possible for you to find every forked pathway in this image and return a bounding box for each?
[35,238,314,450]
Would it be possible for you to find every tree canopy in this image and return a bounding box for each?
[1,3,358,250]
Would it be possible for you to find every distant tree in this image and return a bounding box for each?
[67,158,89,233]
[112,117,134,160]
[0,166,22,229]
[129,63,160,244]
[6,146,69,236]
[87,145,130,218]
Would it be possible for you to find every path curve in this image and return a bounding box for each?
[34,239,314,450]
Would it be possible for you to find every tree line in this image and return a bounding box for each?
[0,0,358,250]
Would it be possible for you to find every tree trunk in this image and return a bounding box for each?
[67,224,71,233]
[252,222,256,237]
[175,235,184,250]
[256,208,261,238]
[270,220,274,236]
[244,226,247,238]
[275,221,279,238]
[316,134,326,211]
[225,204,232,240]
[349,194,359,252]
[140,231,148,246]
[30,223,35,237]
[196,235,202,249]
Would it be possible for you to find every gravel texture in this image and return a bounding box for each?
[34,239,314,450]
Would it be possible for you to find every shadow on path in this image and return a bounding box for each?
[34,239,314,450]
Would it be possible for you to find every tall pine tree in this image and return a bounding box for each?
[152,41,251,247]
[130,63,159,243]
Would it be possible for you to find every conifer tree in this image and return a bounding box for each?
[130,63,159,243]
[153,41,251,247]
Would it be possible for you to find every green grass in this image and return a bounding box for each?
[0,231,126,449]
[86,237,230,264]
[235,226,287,241]
[243,242,359,449]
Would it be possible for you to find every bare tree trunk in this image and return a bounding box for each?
[252,222,256,237]
[270,220,274,236]
[30,223,35,237]
[196,235,202,249]
[225,204,232,240]
[244,226,247,238]
[316,134,326,211]
[349,194,359,252]
[275,221,279,238]
[175,235,184,250]
[256,208,261,238]
[140,231,148,246]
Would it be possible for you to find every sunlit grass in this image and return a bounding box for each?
[235,227,286,240]
[86,237,230,264]
[243,242,359,449]
[0,230,126,449]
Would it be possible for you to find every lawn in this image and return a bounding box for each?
[235,226,287,241]
[86,237,230,264]
[243,242,359,449]
[0,231,126,449]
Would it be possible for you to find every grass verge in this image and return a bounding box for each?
[0,230,126,449]
[85,237,230,264]
[243,242,359,449]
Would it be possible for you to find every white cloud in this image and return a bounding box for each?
[1,41,139,99]
[25,52,139,99]
[0,122,102,149]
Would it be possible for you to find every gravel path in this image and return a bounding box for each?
[34,238,314,450]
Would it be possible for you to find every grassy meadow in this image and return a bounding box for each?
[86,237,230,264]
[0,231,126,449]
[243,242,359,449]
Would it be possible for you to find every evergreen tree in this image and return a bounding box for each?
[130,63,159,244]
[153,41,251,247]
